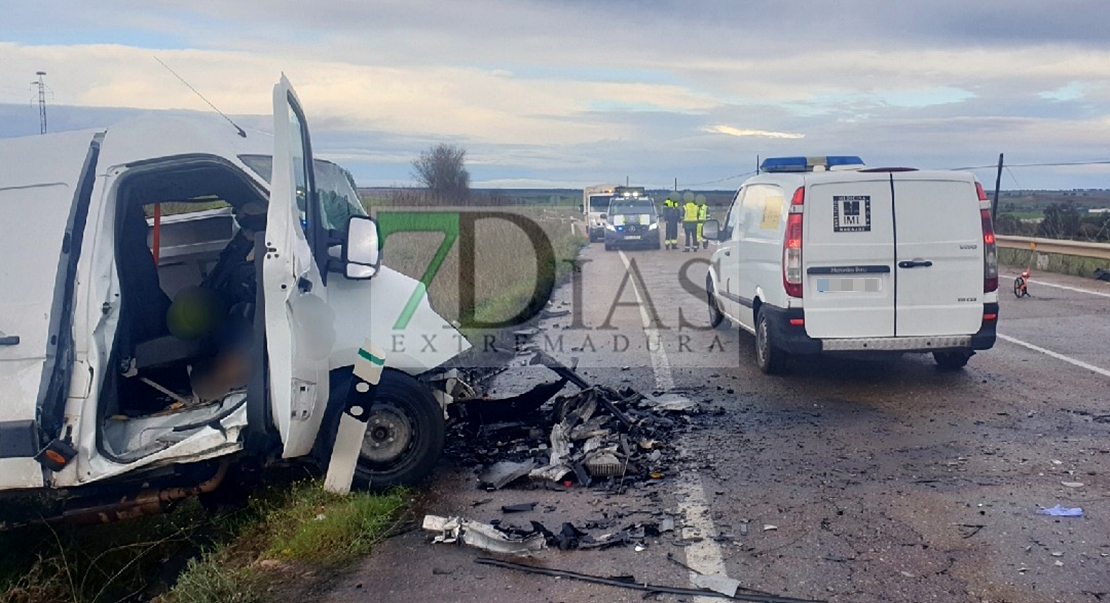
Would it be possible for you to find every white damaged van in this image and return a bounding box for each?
[0,77,471,525]
[704,156,999,374]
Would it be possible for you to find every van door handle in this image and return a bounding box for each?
[898,260,933,269]
[0,334,18,346]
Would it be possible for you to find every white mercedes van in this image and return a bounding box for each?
[0,76,473,526]
[703,156,999,374]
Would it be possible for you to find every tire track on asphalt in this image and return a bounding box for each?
[618,251,728,602]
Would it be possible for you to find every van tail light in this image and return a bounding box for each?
[783,187,804,298]
[981,208,998,292]
[975,182,989,202]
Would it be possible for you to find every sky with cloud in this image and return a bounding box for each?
[3,0,1110,189]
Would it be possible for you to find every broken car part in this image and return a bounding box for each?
[475,557,827,603]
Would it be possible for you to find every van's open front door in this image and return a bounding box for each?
[803,178,896,339]
[264,76,334,459]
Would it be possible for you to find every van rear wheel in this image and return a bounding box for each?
[933,351,972,370]
[755,311,788,374]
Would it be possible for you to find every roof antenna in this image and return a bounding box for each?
[154,56,247,138]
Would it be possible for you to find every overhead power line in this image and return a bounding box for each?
[953,159,1110,170]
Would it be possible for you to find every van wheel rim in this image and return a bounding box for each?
[361,404,414,464]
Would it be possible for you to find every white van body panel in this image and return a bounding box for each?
[804,176,896,338]
[0,84,471,493]
[707,165,993,364]
[889,173,984,336]
[327,266,472,373]
[265,76,333,460]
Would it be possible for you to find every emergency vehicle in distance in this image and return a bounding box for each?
[582,184,617,242]
[703,155,999,374]
[602,186,660,251]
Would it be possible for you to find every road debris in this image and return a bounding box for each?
[1036,504,1083,517]
[479,459,536,491]
[422,515,547,555]
[475,557,827,603]
[446,350,697,491]
[501,502,537,513]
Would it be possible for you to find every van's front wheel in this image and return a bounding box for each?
[755,311,788,374]
[325,369,445,490]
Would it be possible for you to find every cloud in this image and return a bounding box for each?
[5,1,1110,189]
[706,125,804,139]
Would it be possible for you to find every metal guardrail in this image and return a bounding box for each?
[996,235,1110,261]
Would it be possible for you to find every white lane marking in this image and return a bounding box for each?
[618,251,727,601]
[998,333,1110,379]
[617,251,673,391]
[1003,274,1110,299]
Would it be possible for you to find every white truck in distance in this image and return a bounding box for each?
[582,184,617,242]
[0,76,471,526]
[703,156,999,374]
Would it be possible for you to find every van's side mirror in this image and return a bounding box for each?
[344,215,381,280]
[702,219,720,241]
[600,213,607,220]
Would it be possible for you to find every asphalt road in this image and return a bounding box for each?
[323,240,1110,603]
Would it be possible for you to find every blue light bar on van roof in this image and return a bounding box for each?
[760,156,865,173]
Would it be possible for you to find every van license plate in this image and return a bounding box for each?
[624,235,641,240]
[816,277,882,293]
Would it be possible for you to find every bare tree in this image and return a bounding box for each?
[412,143,470,203]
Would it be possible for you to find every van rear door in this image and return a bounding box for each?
[0,130,102,490]
[891,173,983,336]
[803,176,896,338]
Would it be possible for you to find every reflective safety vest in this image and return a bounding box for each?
[683,201,699,222]
[698,203,708,221]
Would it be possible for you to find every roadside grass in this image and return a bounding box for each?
[0,483,409,603]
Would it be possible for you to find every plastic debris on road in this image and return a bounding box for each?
[445,350,697,491]
[423,514,547,555]
[1036,504,1083,517]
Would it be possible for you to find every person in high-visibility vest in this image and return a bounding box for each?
[682,192,699,252]
[696,195,709,249]
[663,197,680,250]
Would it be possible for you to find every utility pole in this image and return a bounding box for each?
[992,153,1003,219]
[32,71,47,134]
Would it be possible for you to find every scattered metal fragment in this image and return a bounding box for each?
[447,350,696,491]
[585,453,626,478]
[480,460,536,491]
[643,392,699,413]
[501,502,537,514]
[693,574,743,598]
[423,515,546,555]
[476,557,827,603]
